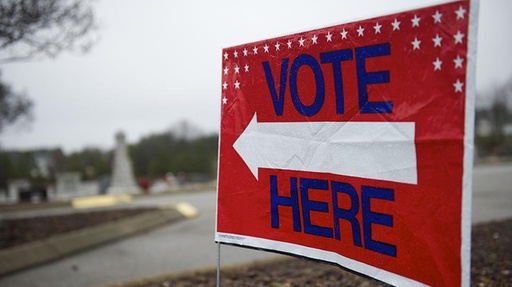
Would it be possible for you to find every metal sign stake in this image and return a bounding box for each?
[216,242,221,287]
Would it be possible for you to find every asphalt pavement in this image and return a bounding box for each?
[0,162,510,287]
[472,162,512,223]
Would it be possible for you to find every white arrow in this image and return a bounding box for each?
[233,113,417,185]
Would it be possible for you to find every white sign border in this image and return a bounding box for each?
[462,0,479,287]
[216,232,429,287]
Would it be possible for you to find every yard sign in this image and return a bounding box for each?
[215,1,478,286]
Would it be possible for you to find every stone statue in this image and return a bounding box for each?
[107,131,140,194]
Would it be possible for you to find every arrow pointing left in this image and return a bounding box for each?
[233,113,417,185]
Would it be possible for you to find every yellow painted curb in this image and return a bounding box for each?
[174,202,198,218]
[72,194,133,209]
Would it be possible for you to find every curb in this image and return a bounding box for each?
[0,201,70,213]
[0,204,196,277]
[71,194,133,209]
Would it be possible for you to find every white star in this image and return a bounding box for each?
[253,46,258,55]
[432,10,442,23]
[391,18,401,31]
[233,50,238,58]
[432,34,443,47]
[453,79,464,93]
[341,29,348,39]
[287,39,292,49]
[453,55,464,68]
[263,44,269,53]
[234,65,240,73]
[243,48,248,56]
[373,22,382,34]
[357,25,364,36]
[222,96,228,105]
[234,80,240,89]
[299,37,305,47]
[222,82,228,90]
[433,57,442,70]
[223,67,228,75]
[244,64,249,72]
[411,37,421,50]
[454,30,464,44]
[223,52,228,60]
[311,34,318,44]
[411,15,421,27]
[326,32,332,42]
[275,42,280,51]
[455,6,466,20]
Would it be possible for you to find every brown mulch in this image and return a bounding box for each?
[470,219,511,286]
[0,207,156,250]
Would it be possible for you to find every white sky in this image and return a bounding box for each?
[1,0,510,153]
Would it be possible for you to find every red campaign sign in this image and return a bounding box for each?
[215,1,477,286]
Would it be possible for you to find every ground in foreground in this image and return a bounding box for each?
[1,210,510,286]
[118,219,511,287]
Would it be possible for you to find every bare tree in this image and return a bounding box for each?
[0,72,32,133]
[0,0,97,134]
[0,0,97,64]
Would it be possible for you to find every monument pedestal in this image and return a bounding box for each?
[107,131,140,194]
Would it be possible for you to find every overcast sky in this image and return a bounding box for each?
[1,0,510,153]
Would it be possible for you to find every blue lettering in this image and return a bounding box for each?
[355,43,393,114]
[290,54,325,116]
[263,59,289,116]
[320,49,353,114]
[331,181,362,247]
[300,178,333,238]
[263,43,392,117]
[361,185,397,257]
[271,175,301,232]
[269,175,396,257]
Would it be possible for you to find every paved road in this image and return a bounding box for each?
[0,162,511,287]
[472,162,512,223]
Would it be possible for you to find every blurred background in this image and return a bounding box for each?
[0,1,510,286]
[0,0,511,197]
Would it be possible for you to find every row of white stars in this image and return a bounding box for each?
[222,80,240,90]
[222,48,465,82]
[223,64,249,75]
[221,29,465,78]
[410,30,464,50]
[432,54,465,71]
[226,29,464,62]
[223,6,467,60]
